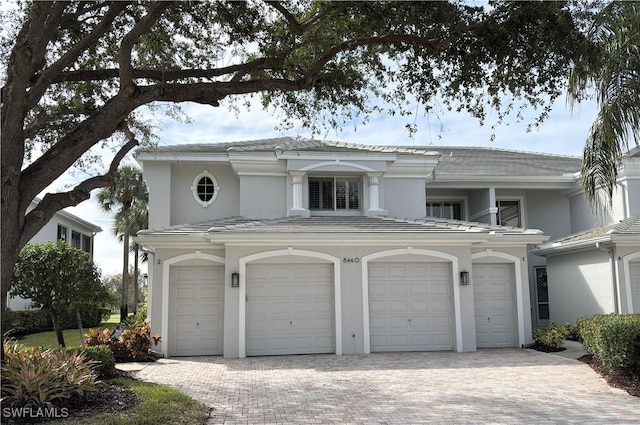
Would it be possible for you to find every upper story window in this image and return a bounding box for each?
[309,177,360,211]
[497,199,521,227]
[57,225,68,242]
[426,201,463,220]
[71,230,92,254]
[191,170,220,207]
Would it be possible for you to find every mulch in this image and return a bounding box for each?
[2,370,139,424]
[528,343,639,398]
[578,354,640,398]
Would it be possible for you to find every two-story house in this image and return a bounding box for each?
[7,197,102,310]
[133,137,637,359]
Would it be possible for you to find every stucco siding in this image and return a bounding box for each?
[239,175,287,219]
[170,164,240,224]
[384,178,426,219]
[547,250,614,324]
[525,191,572,239]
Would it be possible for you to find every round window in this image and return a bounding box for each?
[191,171,220,207]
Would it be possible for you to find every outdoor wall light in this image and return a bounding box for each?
[460,271,470,285]
[231,272,240,288]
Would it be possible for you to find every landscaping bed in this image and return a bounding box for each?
[579,354,640,398]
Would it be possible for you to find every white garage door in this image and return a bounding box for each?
[168,266,224,356]
[368,263,454,352]
[473,264,516,348]
[246,263,335,356]
[630,261,640,313]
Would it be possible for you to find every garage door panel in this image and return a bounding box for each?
[473,263,515,348]
[388,266,408,278]
[389,299,410,312]
[369,262,454,352]
[369,283,388,297]
[246,263,335,356]
[169,266,224,356]
[429,265,449,278]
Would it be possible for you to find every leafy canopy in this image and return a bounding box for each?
[10,240,106,311]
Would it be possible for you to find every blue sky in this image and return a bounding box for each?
[52,95,599,277]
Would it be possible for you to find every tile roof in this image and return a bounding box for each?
[139,215,543,237]
[423,146,582,177]
[535,217,640,255]
[549,217,640,244]
[137,137,582,177]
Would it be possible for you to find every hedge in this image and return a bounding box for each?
[2,303,108,337]
[577,313,640,370]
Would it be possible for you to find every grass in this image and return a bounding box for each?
[17,313,121,349]
[47,378,210,425]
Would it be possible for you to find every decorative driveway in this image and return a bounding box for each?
[134,349,639,424]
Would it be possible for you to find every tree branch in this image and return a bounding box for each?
[305,34,449,86]
[118,2,173,90]
[264,1,305,35]
[20,126,139,247]
[27,2,127,110]
[28,57,286,85]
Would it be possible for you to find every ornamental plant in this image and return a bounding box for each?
[85,321,161,362]
[1,343,98,409]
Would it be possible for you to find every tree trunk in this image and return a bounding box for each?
[50,309,65,347]
[133,243,139,315]
[120,233,129,322]
[1,219,23,363]
[76,308,85,349]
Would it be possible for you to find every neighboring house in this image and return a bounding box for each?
[134,137,635,359]
[534,147,640,325]
[7,198,102,311]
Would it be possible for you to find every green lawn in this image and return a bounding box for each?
[47,378,210,425]
[17,313,121,349]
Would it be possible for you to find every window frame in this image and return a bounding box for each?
[425,200,465,220]
[496,196,526,227]
[308,176,361,212]
[190,170,220,207]
[57,225,68,242]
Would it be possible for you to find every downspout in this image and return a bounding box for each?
[596,242,619,313]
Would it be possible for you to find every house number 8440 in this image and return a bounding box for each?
[343,258,360,263]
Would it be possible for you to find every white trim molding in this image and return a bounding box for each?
[161,252,225,357]
[238,248,342,358]
[471,250,526,348]
[190,170,221,207]
[622,251,640,313]
[361,248,464,354]
[299,160,376,172]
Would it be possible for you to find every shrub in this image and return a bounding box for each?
[82,345,117,378]
[112,322,162,362]
[577,314,640,371]
[84,328,112,346]
[2,303,108,338]
[1,343,98,409]
[2,309,51,336]
[58,302,107,329]
[85,322,161,362]
[131,302,148,324]
[532,322,569,348]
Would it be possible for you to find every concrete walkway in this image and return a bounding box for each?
[134,349,639,424]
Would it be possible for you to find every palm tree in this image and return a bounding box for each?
[567,1,640,209]
[97,165,148,322]
[114,199,148,314]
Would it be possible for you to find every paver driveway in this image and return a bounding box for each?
[135,349,639,424]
